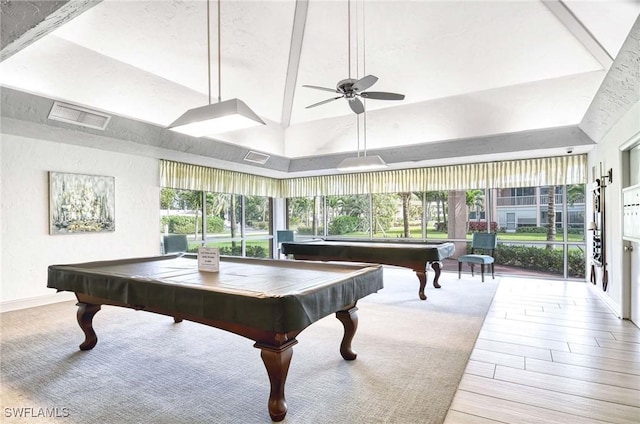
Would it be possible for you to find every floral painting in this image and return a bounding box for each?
[49,172,115,234]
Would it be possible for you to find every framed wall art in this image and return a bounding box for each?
[49,172,115,235]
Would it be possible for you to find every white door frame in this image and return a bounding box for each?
[620,131,640,322]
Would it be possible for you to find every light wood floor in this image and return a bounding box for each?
[444,277,640,424]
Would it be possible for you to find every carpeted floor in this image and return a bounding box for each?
[0,267,498,424]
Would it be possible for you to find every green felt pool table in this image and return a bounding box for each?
[281,239,455,300]
[48,254,383,422]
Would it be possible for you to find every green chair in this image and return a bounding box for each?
[458,232,497,282]
[277,230,295,258]
[163,234,188,254]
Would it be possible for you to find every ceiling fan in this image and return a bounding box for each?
[303,0,405,115]
[303,75,405,114]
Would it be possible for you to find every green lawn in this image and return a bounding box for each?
[183,226,584,251]
[366,227,584,242]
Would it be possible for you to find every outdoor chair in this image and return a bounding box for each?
[277,230,295,258]
[458,232,497,282]
[163,234,188,254]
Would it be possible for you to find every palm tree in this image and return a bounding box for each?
[567,184,585,206]
[466,189,485,230]
[546,185,557,249]
[424,191,448,231]
[400,192,412,237]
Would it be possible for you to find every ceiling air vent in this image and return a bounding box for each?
[244,150,270,165]
[48,101,111,130]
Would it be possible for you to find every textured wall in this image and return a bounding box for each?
[580,18,640,143]
[0,1,100,61]
[586,101,640,317]
[0,134,159,307]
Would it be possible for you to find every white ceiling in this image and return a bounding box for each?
[1,0,638,171]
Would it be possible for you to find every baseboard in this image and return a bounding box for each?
[589,283,623,319]
[0,292,76,313]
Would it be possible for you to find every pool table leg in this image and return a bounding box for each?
[76,302,101,351]
[415,262,443,300]
[431,261,443,289]
[336,304,359,360]
[415,271,428,300]
[255,339,297,422]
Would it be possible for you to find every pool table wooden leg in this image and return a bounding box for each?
[415,271,428,300]
[431,262,443,289]
[76,302,101,351]
[336,304,359,360]
[255,339,297,422]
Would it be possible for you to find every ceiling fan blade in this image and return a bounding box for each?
[303,85,339,93]
[306,96,342,109]
[360,91,405,101]
[351,75,378,92]
[349,98,365,114]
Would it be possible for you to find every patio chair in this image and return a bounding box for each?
[458,232,497,282]
[163,234,188,254]
[277,230,295,258]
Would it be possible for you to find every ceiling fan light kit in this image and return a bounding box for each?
[168,0,264,137]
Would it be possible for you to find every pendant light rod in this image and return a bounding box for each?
[217,0,222,103]
[207,0,212,104]
[337,0,385,171]
[362,0,367,157]
[347,0,351,79]
[167,0,265,137]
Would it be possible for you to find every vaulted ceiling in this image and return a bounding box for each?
[1,0,638,176]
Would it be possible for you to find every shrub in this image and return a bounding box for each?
[160,215,224,234]
[217,245,268,258]
[493,244,585,277]
[161,215,198,234]
[248,221,268,231]
[468,221,498,233]
[246,245,268,258]
[514,226,583,236]
[329,216,361,235]
[516,226,548,234]
[207,216,224,233]
[296,226,324,235]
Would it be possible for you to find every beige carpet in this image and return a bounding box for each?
[1,267,498,424]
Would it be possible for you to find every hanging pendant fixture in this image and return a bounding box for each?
[168,0,264,137]
[337,0,386,172]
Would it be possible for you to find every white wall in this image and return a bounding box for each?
[587,101,640,317]
[1,134,160,311]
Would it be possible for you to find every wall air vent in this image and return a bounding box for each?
[48,101,111,130]
[243,150,270,165]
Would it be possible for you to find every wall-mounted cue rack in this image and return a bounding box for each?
[589,164,612,291]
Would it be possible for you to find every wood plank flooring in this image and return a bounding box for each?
[444,277,640,424]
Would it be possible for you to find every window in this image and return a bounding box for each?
[160,188,272,258]
[160,188,205,251]
[286,196,324,238]
[283,184,586,279]
[326,195,370,238]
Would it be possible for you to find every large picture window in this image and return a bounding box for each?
[160,159,587,279]
[285,184,586,279]
[160,188,272,258]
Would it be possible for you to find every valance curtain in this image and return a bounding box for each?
[160,155,587,197]
[160,160,281,197]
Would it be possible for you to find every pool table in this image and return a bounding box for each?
[281,239,455,300]
[47,254,383,422]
